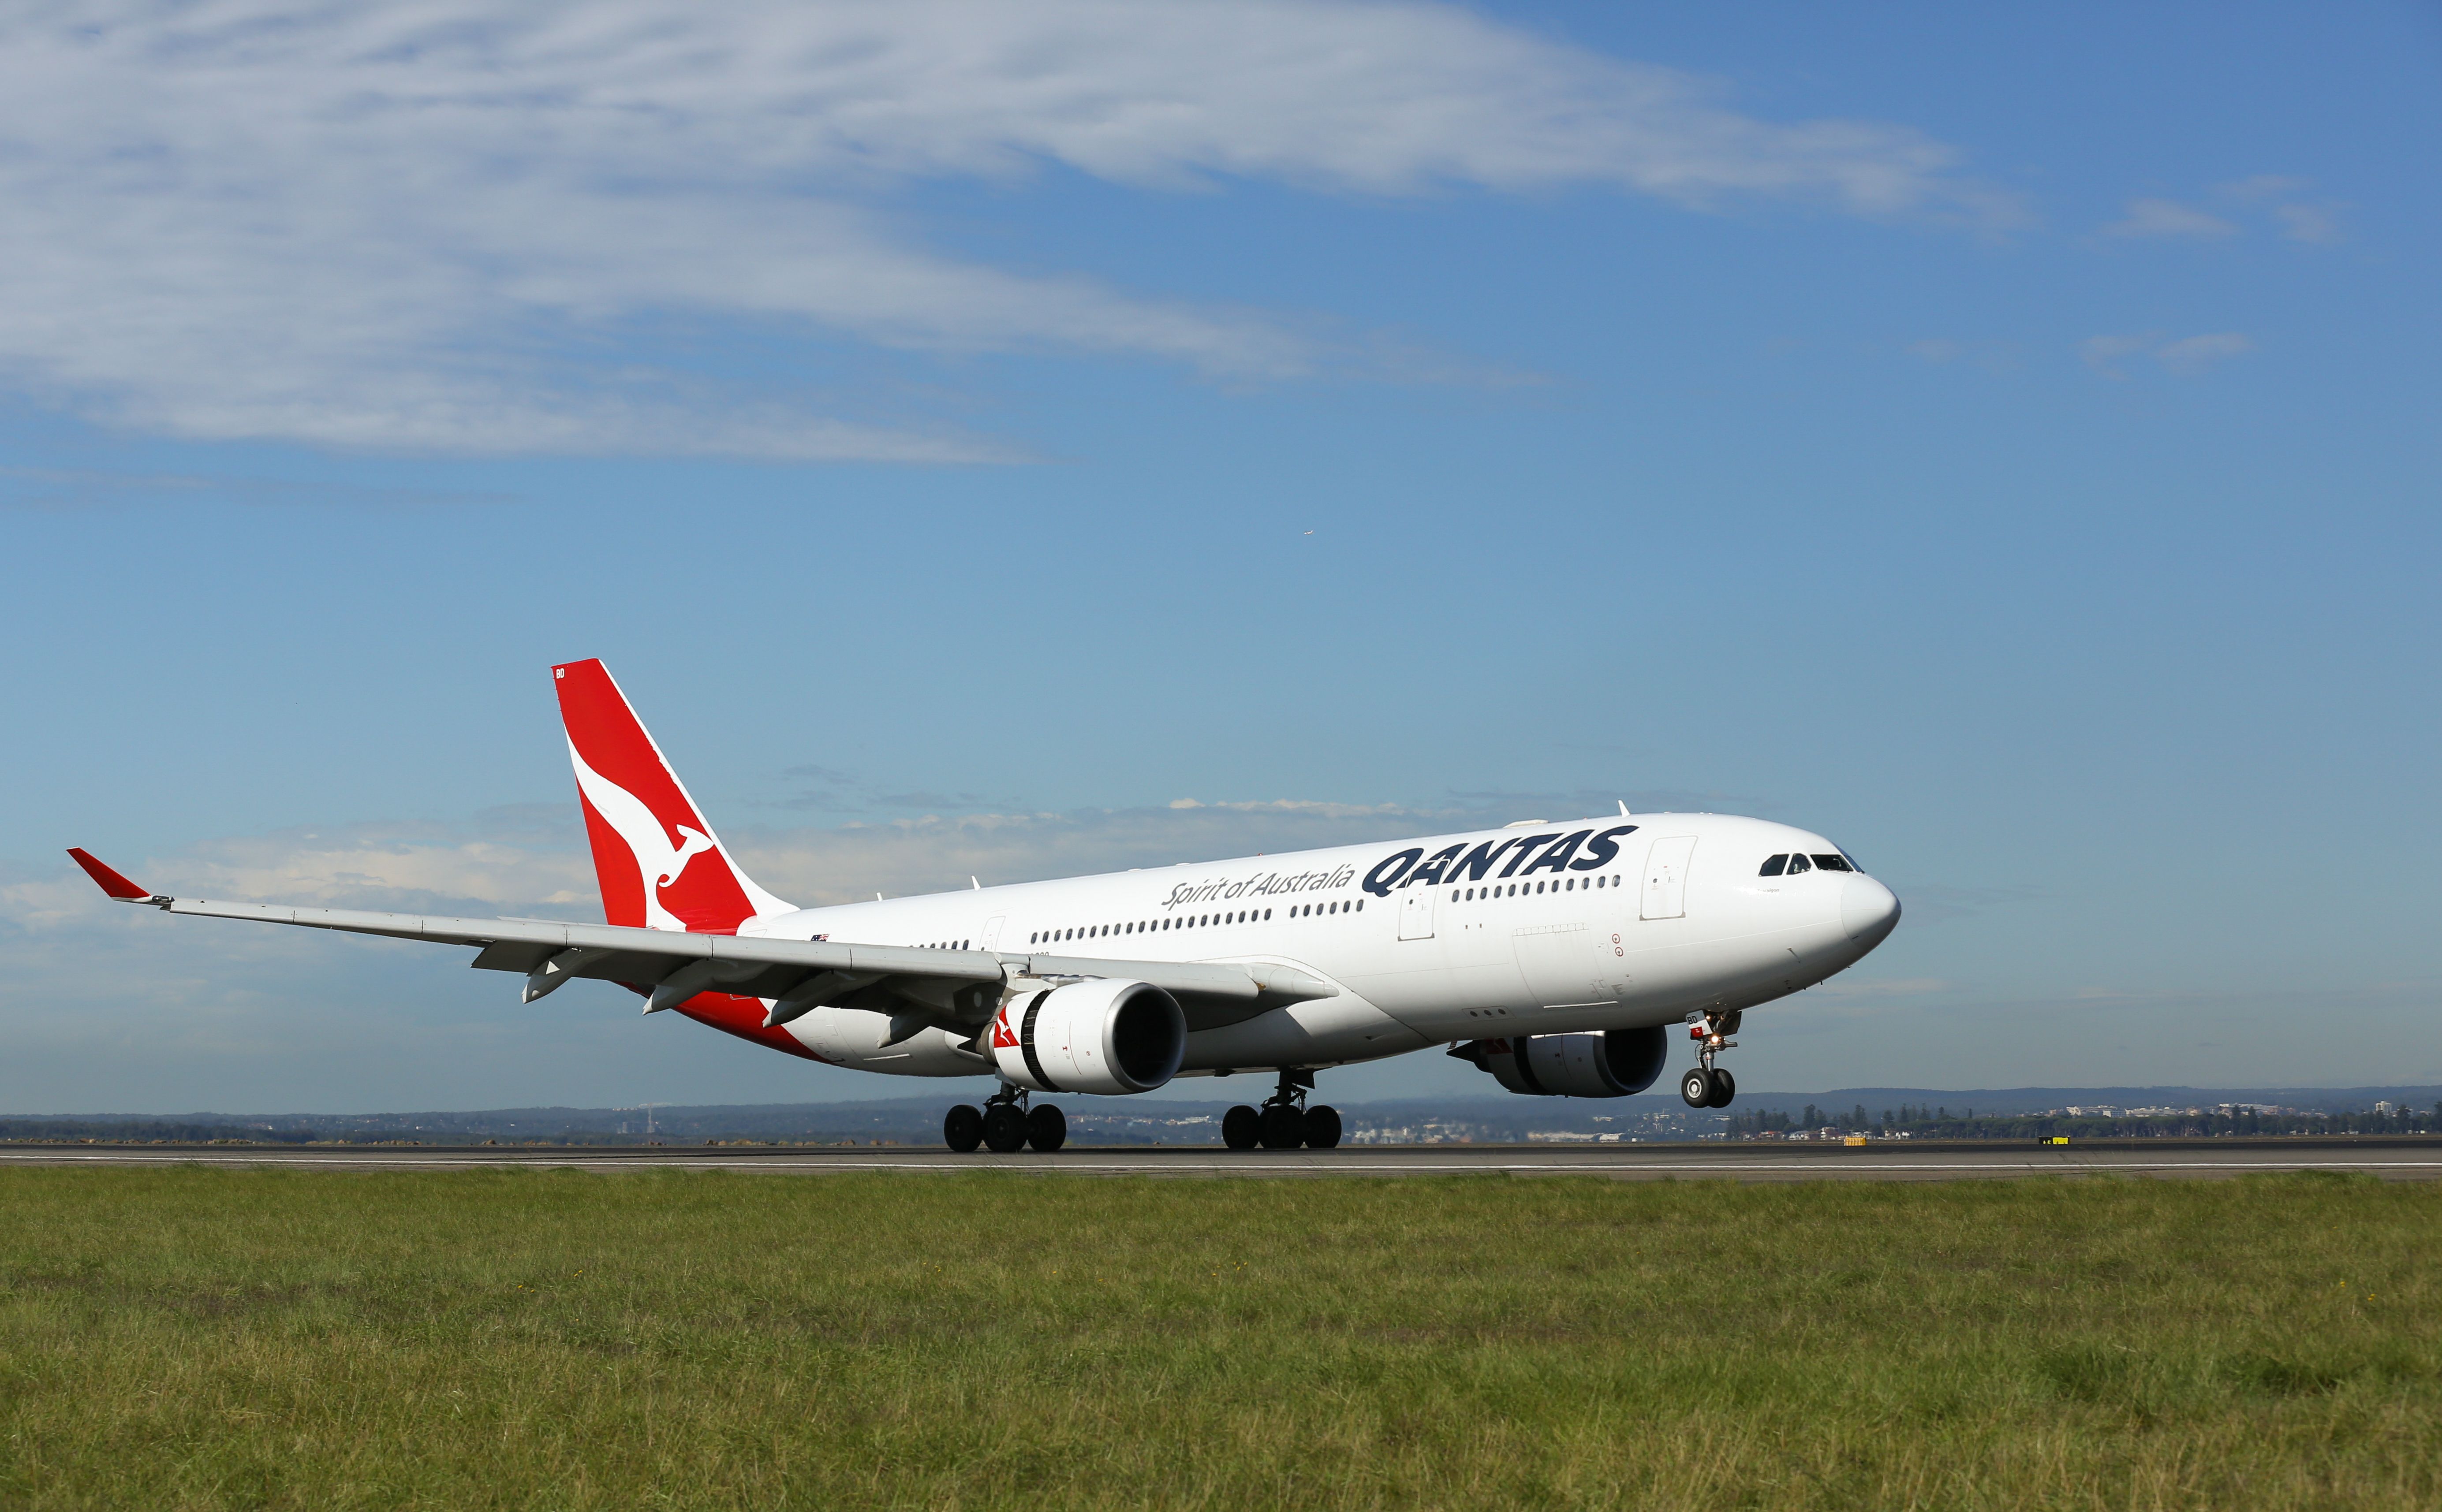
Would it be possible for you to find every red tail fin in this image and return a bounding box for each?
[553,660,791,932]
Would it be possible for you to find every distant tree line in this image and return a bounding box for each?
[1724,1102,2442,1140]
[0,1118,307,1143]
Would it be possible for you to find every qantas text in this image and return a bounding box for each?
[1361,825,1638,897]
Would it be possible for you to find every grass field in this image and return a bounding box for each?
[0,1169,2436,1509]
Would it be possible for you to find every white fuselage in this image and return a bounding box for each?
[734,812,1901,1082]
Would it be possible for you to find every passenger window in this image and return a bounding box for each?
[1787,855,1811,874]
[1811,854,1852,872]
[1759,854,1788,876]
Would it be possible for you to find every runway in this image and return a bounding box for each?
[3,1137,2437,1180]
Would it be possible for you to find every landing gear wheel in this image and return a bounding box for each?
[1221,1105,1261,1151]
[982,1103,1028,1153]
[943,1104,984,1153]
[1258,1103,1307,1150]
[1026,1103,1067,1153]
[1706,1069,1736,1109]
[1680,1067,1715,1108]
[1303,1105,1343,1149]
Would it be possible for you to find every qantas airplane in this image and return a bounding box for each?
[69,659,1900,1154]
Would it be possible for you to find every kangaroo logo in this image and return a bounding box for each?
[569,741,720,931]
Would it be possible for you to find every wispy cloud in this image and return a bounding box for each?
[29,796,1486,925]
[2081,331,2253,379]
[0,0,2020,460]
[2218,176,2348,244]
[0,465,515,511]
[0,796,1466,1104]
[2271,204,2345,245]
[2096,177,2347,248]
[2153,332,2255,375]
[2100,197,2237,239]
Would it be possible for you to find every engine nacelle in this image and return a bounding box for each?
[990,979,1186,1095]
[1458,1026,1668,1098]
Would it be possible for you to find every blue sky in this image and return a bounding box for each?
[3,1,2435,1113]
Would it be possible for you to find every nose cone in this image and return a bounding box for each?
[1841,875,1901,947]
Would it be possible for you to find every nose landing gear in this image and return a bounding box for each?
[1222,1069,1342,1150]
[1680,1010,1740,1109]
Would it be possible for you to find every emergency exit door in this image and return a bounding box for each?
[1398,886,1436,940]
[1640,836,1697,920]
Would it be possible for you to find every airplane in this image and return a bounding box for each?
[67,658,1901,1154]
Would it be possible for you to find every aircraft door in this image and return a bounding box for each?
[982,915,1005,951]
[1398,886,1436,940]
[1514,922,1606,1008]
[1640,836,1697,920]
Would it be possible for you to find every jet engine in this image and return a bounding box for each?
[1455,1025,1669,1098]
[990,978,1187,1095]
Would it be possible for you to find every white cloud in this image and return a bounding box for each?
[2218,175,2311,202]
[0,797,1465,1106]
[30,797,1460,924]
[2152,332,2255,375]
[2218,177,2346,244]
[0,0,2017,458]
[2272,203,2344,245]
[2079,333,2152,379]
[2081,331,2252,379]
[2099,197,2237,239]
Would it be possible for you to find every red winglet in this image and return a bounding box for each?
[67,848,155,901]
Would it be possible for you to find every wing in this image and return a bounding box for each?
[65,849,1334,1034]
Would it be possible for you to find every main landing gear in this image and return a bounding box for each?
[1680,1009,1741,1110]
[944,1087,1066,1154]
[1221,1069,1342,1151]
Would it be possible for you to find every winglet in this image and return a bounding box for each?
[66,848,160,902]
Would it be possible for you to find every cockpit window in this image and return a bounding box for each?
[1759,854,1788,876]
[1811,854,1853,872]
[1786,854,1812,874]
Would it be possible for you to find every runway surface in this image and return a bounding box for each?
[3,1138,2437,1181]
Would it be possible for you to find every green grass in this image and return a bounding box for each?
[0,1169,2437,1509]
